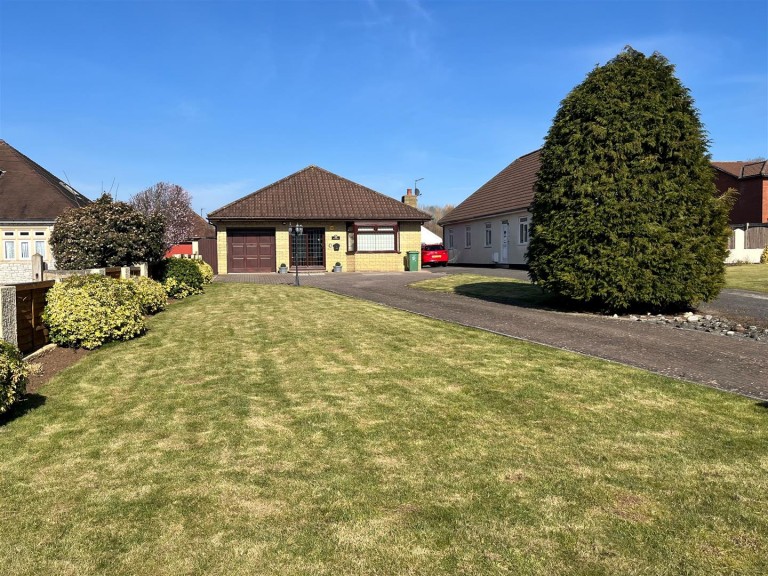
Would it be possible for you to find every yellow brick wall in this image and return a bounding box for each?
[215,220,423,274]
[348,222,422,272]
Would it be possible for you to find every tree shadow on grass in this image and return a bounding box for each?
[452,281,581,312]
[0,394,46,427]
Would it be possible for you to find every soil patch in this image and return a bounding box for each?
[25,346,89,394]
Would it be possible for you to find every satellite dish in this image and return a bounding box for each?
[414,188,421,197]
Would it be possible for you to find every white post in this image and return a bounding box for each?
[120,266,131,279]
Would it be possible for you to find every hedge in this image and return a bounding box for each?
[0,341,29,416]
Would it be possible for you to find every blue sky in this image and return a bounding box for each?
[1,0,766,216]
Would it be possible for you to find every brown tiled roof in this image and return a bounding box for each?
[439,150,540,226]
[712,160,768,178]
[189,211,216,239]
[0,140,91,222]
[208,166,431,222]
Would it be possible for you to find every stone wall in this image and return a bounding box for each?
[0,262,33,285]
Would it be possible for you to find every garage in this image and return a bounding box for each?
[227,229,276,273]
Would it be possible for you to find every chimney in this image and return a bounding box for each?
[402,188,418,208]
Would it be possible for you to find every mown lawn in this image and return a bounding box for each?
[1,283,766,575]
[726,263,768,293]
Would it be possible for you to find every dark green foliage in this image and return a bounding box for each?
[42,274,145,349]
[527,47,730,311]
[0,341,28,416]
[159,258,204,298]
[50,194,165,269]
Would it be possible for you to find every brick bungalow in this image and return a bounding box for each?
[0,140,91,283]
[208,166,431,274]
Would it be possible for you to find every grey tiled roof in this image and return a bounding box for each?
[208,165,431,222]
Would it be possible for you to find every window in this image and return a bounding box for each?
[3,241,15,260]
[35,240,46,258]
[19,231,30,237]
[3,231,13,237]
[349,222,398,253]
[465,226,471,249]
[519,216,529,244]
[35,231,45,236]
[447,228,454,249]
[484,223,492,247]
[20,241,30,259]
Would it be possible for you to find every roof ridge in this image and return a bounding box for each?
[208,165,431,220]
[0,141,90,206]
[207,165,318,217]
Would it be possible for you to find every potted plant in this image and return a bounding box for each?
[332,262,342,272]
[278,263,288,274]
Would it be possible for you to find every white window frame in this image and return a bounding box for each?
[484,223,492,247]
[4,240,15,260]
[518,216,529,245]
[465,226,471,249]
[447,228,454,249]
[35,240,46,258]
[20,240,31,259]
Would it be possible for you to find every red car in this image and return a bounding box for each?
[421,243,448,267]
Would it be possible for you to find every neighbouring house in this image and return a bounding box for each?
[438,150,540,267]
[164,211,219,271]
[207,165,431,274]
[712,160,768,225]
[0,140,91,284]
[712,159,768,261]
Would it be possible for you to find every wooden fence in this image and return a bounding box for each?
[14,280,55,355]
[1,263,148,356]
[730,224,768,250]
[197,238,219,275]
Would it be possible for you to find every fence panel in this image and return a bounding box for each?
[198,238,219,275]
[15,280,55,355]
[746,226,768,249]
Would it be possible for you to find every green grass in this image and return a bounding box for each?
[1,283,767,575]
[412,273,554,308]
[726,263,768,293]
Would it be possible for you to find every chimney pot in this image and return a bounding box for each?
[406,188,412,196]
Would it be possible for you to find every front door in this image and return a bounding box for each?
[501,220,509,264]
[290,227,325,269]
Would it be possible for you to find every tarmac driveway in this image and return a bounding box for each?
[217,269,768,401]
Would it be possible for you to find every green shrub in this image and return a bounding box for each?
[43,275,145,349]
[761,247,768,264]
[527,47,729,312]
[195,260,214,284]
[130,276,167,314]
[0,341,28,416]
[160,258,204,299]
[50,193,165,269]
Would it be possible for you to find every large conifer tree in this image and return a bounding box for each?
[527,47,730,311]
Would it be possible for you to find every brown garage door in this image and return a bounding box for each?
[227,229,276,273]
